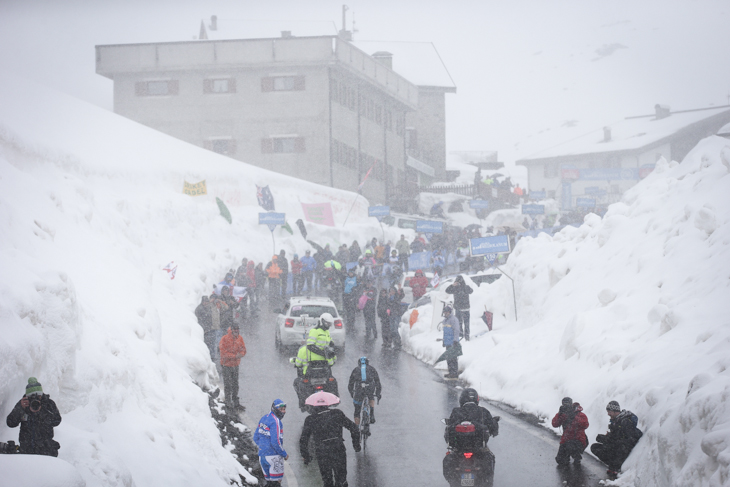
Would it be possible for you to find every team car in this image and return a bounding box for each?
[275,296,345,351]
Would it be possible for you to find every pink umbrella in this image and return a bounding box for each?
[305,391,340,407]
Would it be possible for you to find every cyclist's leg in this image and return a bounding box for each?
[369,395,376,423]
[353,399,362,426]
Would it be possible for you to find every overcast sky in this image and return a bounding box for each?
[1,0,728,165]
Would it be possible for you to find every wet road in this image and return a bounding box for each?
[234,303,608,487]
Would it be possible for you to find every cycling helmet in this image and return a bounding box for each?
[459,388,480,407]
[365,249,372,255]
[319,312,334,330]
[271,399,287,418]
[359,356,368,366]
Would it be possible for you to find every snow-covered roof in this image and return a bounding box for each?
[517,106,730,163]
[199,17,339,40]
[351,40,456,90]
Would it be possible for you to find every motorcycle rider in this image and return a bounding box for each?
[443,388,499,485]
[299,396,361,487]
[347,357,382,426]
[292,314,337,410]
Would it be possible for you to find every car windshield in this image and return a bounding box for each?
[289,305,337,318]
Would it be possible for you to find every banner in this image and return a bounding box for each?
[256,185,276,211]
[408,251,433,271]
[183,180,207,196]
[300,202,335,227]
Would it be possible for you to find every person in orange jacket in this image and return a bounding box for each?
[219,324,247,411]
[266,256,283,311]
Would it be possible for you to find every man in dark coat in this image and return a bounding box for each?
[551,397,589,466]
[277,250,289,299]
[195,295,215,359]
[445,275,474,340]
[300,403,360,487]
[6,378,62,456]
[591,400,643,478]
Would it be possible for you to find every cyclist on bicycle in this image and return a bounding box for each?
[347,356,382,426]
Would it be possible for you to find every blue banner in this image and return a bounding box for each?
[408,251,433,271]
[584,186,607,196]
[468,200,490,209]
[579,168,639,181]
[529,190,546,200]
[522,204,545,215]
[416,220,443,234]
[259,212,286,225]
[561,182,572,210]
[576,197,596,208]
[469,235,510,256]
[368,206,390,218]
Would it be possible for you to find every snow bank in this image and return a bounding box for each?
[0,74,387,486]
[404,137,730,486]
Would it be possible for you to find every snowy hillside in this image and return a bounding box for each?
[0,74,388,486]
[405,136,730,486]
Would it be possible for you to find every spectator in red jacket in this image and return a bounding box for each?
[291,254,304,295]
[410,269,429,300]
[551,397,589,466]
[219,325,247,411]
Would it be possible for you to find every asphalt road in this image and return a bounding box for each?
[233,301,609,487]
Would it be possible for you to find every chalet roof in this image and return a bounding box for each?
[516,106,730,164]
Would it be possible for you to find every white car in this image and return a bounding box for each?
[275,296,345,351]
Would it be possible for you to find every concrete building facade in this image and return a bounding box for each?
[95,35,446,206]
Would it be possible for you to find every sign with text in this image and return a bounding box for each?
[301,202,335,226]
[469,235,510,256]
[468,200,490,209]
[183,180,207,196]
[529,190,546,200]
[561,182,572,209]
[584,186,606,195]
[408,251,433,271]
[561,168,580,180]
[416,220,443,234]
[259,212,286,231]
[368,206,391,220]
[576,197,596,208]
[521,204,545,215]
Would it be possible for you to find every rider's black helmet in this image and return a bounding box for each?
[459,388,480,407]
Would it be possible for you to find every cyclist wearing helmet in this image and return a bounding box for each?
[443,388,499,483]
[254,399,289,486]
[347,357,382,425]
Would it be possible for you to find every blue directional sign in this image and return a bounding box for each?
[584,186,607,196]
[530,190,546,200]
[561,182,572,209]
[416,220,443,234]
[469,235,510,256]
[408,251,433,271]
[576,197,596,208]
[468,200,490,209]
[522,204,545,215]
[259,212,286,231]
[368,206,390,220]
[485,253,497,265]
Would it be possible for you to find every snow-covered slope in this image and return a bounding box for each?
[405,137,730,486]
[0,74,387,486]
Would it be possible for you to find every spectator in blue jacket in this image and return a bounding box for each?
[300,250,317,293]
[254,399,288,486]
[442,305,461,379]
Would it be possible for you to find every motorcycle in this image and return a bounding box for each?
[441,417,500,487]
[292,359,339,410]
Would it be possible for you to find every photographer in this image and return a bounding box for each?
[551,397,589,466]
[6,377,62,456]
[591,400,643,479]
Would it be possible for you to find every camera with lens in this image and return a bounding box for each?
[0,440,18,454]
[29,397,43,413]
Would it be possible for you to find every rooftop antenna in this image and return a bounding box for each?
[339,5,352,41]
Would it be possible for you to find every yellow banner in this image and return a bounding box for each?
[183,180,207,196]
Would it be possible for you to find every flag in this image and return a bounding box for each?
[358,162,376,192]
[431,272,440,288]
[300,202,335,227]
[162,261,178,280]
[216,197,232,224]
[256,185,276,211]
[296,219,308,239]
[282,221,293,235]
[481,309,493,331]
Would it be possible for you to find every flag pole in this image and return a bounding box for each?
[341,193,360,228]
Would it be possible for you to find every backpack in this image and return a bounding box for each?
[357,293,369,310]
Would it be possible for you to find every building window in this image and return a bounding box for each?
[204,138,236,156]
[262,136,305,154]
[135,80,179,96]
[204,78,236,94]
[261,75,305,92]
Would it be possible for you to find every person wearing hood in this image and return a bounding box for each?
[254,399,288,486]
[445,275,474,341]
[591,401,643,479]
[551,397,589,466]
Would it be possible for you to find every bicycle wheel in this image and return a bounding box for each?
[361,405,370,449]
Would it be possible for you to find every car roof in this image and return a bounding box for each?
[288,296,337,306]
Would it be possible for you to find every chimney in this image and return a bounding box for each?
[372,51,393,70]
[210,15,217,31]
[281,31,292,38]
[603,126,612,142]
[655,104,671,120]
